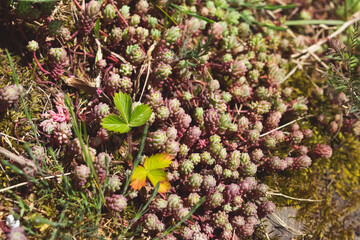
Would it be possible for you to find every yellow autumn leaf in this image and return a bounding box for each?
[144,153,172,170]
[130,166,147,191]
[130,153,172,193]
[147,169,171,193]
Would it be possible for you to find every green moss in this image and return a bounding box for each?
[266,68,360,239]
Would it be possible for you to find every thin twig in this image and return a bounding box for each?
[4,197,47,214]
[0,146,37,171]
[102,46,128,64]
[292,11,360,59]
[270,213,305,236]
[267,192,323,202]
[138,42,157,102]
[2,134,20,155]
[281,64,299,83]
[265,233,271,240]
[260,115,314,137]
[308,51,329,70]
[132,42,157,101]
[33,52,50,75]
[72,0,83,11]
[0,173,71,193]
[0,163,10,181]
[0,132,25,143]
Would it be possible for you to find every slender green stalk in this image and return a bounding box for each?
[170,4,214,23]
[48,147,73,195]
[49,206,68,240]
[285,19,344,26]
[64,94,106,204]
[5,49,40,145]
[122,124,149,194]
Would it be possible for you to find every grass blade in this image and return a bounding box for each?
[5,49,40,145]
[122,124,149,194]
[170,4,214,23]
[286,19,344,26]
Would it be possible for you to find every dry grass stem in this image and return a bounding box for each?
[267,192,323,202]
[292,11,360,59]
[0,172,71,193]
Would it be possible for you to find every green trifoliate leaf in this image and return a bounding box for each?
[114,92,132,124]
[102,115,131,133]
[129,104,152,127]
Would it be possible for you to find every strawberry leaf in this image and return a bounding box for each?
[114,92,132,124]
[101,115,131,133]
[147,169,170,193]
[129,104,152,127]
[130,153,172,193]
[130,166,147,191]
[144,153,172,170]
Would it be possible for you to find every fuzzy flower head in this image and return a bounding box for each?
[27,40,39,52]
[312,144,332,159]
[106,194,127,212]
[230,60,247,77]
[85,0,100,18]
[164,26,182,43]
[0,84,22,104]
[126,44,145,63]
[49,48,67,63]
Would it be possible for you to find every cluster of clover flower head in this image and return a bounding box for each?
[311,144,333,159]
[27,40,39,52]
[143,213,165,232]
[68,138,83,157]
[131,13,315,236]
[19,0,321,238]
[68,139,97,163]
[107,175,122,192]
[106,194,127,213]
[105,70,133,94]
[0,84,23,112]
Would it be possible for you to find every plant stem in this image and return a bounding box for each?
[122,124,149,194]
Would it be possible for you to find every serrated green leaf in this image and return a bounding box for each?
[114,92,132,124]
[147,169,170,193]
[144,153,172,170]
[101,115,131,133]
[129,104,152,127]
[130,153,172,193]
[130,166,147,191]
